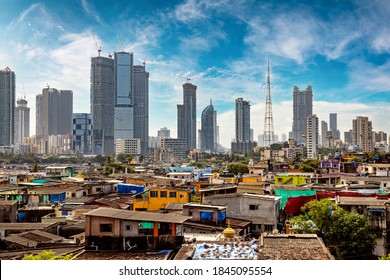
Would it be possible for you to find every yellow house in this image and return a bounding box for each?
[133,187,192,212]
[274,173,313,186]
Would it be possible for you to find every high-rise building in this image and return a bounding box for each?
[235,97,251,142]
[35,87,73,137]
[132,64,149,154]
[352,116,373,152]
[306,114,319,159]
[72,113,92,154]
[291,85,313,146]
[114,52,133,143]
[201,99,216,152]
[177,82,197,150]
[158,127,170,139]
[0,67,15,146]
[321,120,328,148]
[90,55,115,154]
[329,113,337,130]
[15,98,30,144]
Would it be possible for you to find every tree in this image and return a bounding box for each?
[379,253,390,260]
[299,159,320,172]
[290,199,376,260]
[226,162,249,175]
[22,250,73,260]
[326,209,375,260]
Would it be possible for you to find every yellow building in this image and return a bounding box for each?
[133,187,192,212]
[274,173,312,186]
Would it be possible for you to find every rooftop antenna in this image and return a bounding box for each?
[92,33,101,57]
[108,52,112,58]
[143,56,147,67]
[23,83,26,99]
[179,75,191,83]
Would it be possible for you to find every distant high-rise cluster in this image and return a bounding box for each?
[90,51,149,155]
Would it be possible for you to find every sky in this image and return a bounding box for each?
[1,0,390,149]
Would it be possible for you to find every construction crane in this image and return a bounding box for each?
[179,75,191,83]
[143,56,147,67]
[92,33,101,57]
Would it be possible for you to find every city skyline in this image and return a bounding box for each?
[1,0,390,148]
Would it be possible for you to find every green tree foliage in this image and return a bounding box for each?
[22,250,73,260]
[379,253,390,260]
[226,162,249,175]
[188,162,206,168]
[326,209,376,260]
[299,159,320,172]
[289,215,318,234]
[290,199,376,260]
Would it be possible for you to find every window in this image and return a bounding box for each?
[150,191,158,198]
[264,224,273,231]
[160,191,167,198]
[100,223,112,233]
[125,225,132,231]
[249,205,259,210]
[169,191,177,198]
[180,194,185,198]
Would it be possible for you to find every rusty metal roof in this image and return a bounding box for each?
[85,208,191,223]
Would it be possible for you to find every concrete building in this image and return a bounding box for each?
[36,87,73,137]
[158,138,187,162]
[306,114,319,159]
[0,67,15,146]
[15,98,30,144]
[132,64,149,155]
[200,100,216,152]
[177,82,197,150]
[321,120,328,148]
[115,138,141,156]
[90,55,115,155]
[157,127,170,139]
[291,85,313,146]
[203,193,280,237]
[235,97,251,142]
[352,116,373,152]
[72,113,92,154]
[114,52,133,144]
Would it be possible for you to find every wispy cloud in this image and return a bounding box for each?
[81,0,104,25]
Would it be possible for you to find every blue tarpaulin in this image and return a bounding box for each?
[217,211,226,221]
[117,184,145,194]
[200,211,213,220]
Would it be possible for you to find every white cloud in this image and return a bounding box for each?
[81,0,104,25]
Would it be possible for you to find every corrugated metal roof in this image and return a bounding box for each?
[0,222,57,230]
[85,208,191,223]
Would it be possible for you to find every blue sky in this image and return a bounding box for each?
[1,0,390,148]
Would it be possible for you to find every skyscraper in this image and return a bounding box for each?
[201,99,216,152]
[329,113,340,140]
[90,55,115,154]
[306,114,319,159]
[177,82,197,150]
[235,97,251,142]
[114,52,133,143]
[291,85,313,146]
[132,64,149,154]
[36,87,73,137]
[352,116,373,152]
[15,98,30,144]
[321,120,328,148]
[0,67,15,146]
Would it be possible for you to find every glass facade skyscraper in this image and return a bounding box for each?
[0,67,15,146]
[291,85,313,146]
[201,100,216,152]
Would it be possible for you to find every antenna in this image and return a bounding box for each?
[179,75,191,83]
[23,83,26,99]
[143,56,147,67]
[92,33,101,57]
